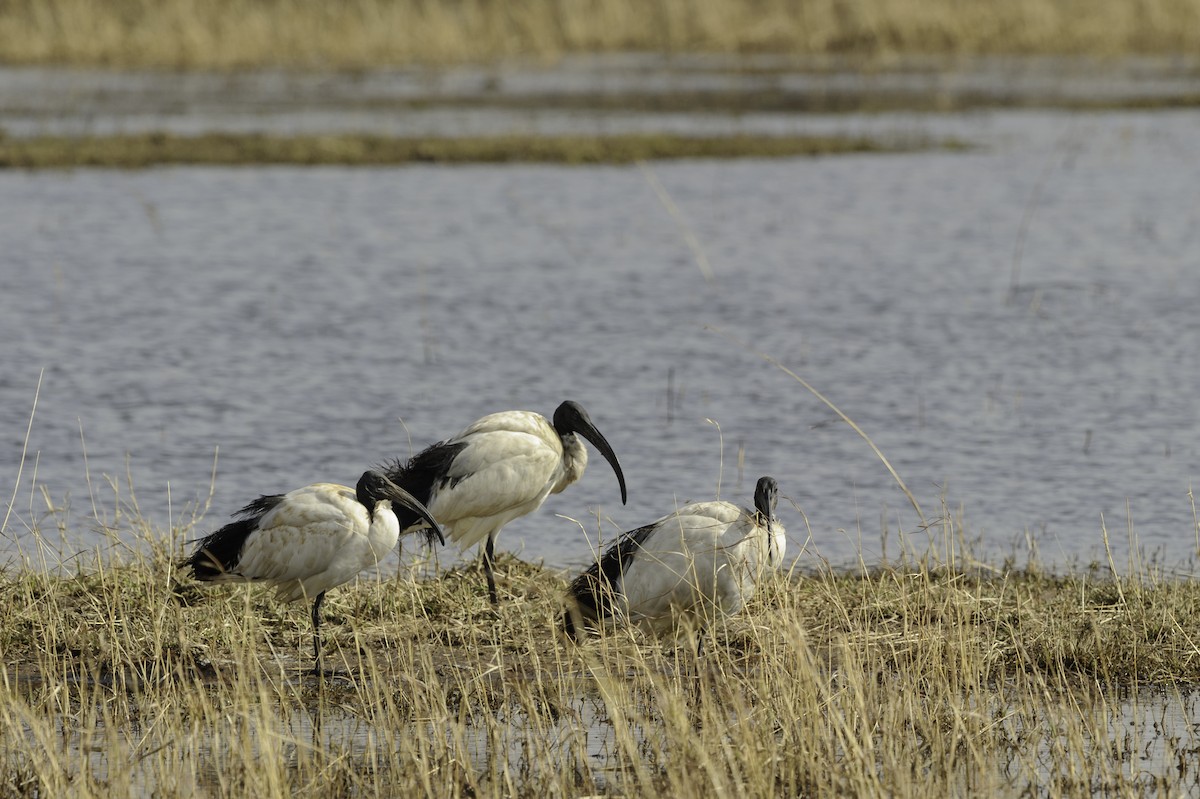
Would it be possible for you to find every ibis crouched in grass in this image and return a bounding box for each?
[383,400,627,605]
[563,476,785,640]
[182,470,445,675]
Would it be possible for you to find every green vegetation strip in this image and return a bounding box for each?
[0,132,935,168]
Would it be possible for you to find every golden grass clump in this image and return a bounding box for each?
[1,0,1199,69]
[5,496,1200,796]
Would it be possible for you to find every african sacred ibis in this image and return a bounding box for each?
[183,470,445,675]
[563,476,784,639]
[383,400,627,605]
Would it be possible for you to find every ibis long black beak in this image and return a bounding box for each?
[383,479,446,545]
[555,401,628,504]
[583,422,628,503]
[576,419,627,505]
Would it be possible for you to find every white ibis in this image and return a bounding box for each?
[564,476,784,640]
[383,400,627,605]
[183,470,445,675]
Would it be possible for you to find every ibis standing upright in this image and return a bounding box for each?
[383,400,627,605]
[564,476,785,639]
[182,470,445,675]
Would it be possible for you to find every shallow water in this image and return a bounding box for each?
[40,671,1200,794]
[2,63,1200,575]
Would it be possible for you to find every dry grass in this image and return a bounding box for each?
[1,0,1199,69]
[0,131,933,169]
[4,491,1200,797]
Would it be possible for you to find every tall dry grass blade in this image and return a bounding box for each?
[1100,513,1126,606]
[705,417,723,500]
[2,369,43,540]
[78,417,101,526]
[1190,483,1199,556]
[638,160,715,284]
[1008,122,1085,303]
[709,326,926,525]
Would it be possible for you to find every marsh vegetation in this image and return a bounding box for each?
[3,0,1200,69]
[0,131,931,169]
[4,495,1200,797]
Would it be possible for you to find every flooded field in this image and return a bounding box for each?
[3,58,1200,574]
[7,546,1200,797]
[3,55,1200,795]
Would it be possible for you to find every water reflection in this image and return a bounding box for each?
[1,68,1199,575]
[46,674,1200,794]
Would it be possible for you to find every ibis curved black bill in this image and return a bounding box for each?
[555,401,628,505]
[357,470,446,545]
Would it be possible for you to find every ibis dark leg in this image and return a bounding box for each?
[483,536,498,605]
[562,606,578,641]
[310,591,327,676]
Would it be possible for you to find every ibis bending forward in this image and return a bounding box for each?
[564,476,785,639]
[183,470,445,675]
[383,400,627,605]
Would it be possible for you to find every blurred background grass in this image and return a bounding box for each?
[2,0,1199,69]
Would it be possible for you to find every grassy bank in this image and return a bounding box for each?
[4,516,1200,796]
[1,0,1200,69]
[0,132,937,169]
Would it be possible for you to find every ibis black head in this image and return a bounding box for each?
[356,470,446,545]
[754,476,779,523]
[553,400,627,504]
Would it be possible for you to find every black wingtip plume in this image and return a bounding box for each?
[184,493,285,581]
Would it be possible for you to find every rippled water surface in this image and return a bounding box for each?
[2,74,1199,573]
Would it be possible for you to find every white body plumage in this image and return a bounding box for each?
[429,410,589,551]
[206,482,401,601]
[566,476,785,636]
[385,400,626,604]
[620,499,784,630]
[185,470,444,674]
